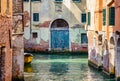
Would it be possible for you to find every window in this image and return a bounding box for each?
[31,0,41,1]
[72,0,81,2]
[81,33,88,44]
[103,9,106,25]
[33,13,39,21]
[24,0,29,1]
[32,32,38,38]
[81,13,86,23]
[109,7,115,26]
[88,12,91,25]
[54,0,63,2]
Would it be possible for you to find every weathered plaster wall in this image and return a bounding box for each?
[87,0,97,64]
[24,0,87,52]
[12,0,24,80]
[70,27,87,51]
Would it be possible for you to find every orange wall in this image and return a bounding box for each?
[1,0,12,16]
[115,0,120,32]
[94,0,102,31]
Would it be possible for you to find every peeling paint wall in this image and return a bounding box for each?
[24,0,87,52]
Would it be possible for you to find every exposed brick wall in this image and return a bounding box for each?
[24,38,49,52]
[0,15,12,81]
[13,0,23,13]
[12,0,24,81]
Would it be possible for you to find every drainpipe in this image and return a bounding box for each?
[30,0,32,39]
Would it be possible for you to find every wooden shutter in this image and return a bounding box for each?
[103,9,106,25]
[33,13,39,21]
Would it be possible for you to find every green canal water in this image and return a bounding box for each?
[24,54,115,81]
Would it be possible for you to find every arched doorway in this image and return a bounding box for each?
[50,19,69,51]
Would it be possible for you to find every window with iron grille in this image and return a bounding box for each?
[81,33,88,44]
[88,12,91,25]
[32,32,38,38]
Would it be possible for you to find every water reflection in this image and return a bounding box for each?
[49,55,69,75]
[24,64,33,73]
[24,54,115,81]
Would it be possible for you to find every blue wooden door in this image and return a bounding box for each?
[51,28,69,50]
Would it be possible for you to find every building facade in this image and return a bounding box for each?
[86,0,120,80]
[23,0,88,52]
[12,0,24,81]
[0,0,12,81]
[114,0,120,80]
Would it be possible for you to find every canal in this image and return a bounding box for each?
[24,53,115,81]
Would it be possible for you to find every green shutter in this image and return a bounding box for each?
[81,13,86,23]
[109,7,115,26]
[103,9,106,25]
[88,12,90,25]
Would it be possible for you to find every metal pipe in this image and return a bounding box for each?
[30,0,32,39]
